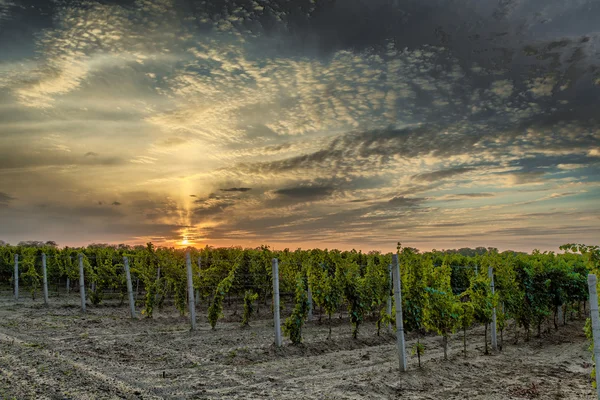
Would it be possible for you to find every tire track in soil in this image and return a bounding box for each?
[201,323,592,399]
[0,330,160,400]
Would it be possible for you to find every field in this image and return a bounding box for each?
[0,293,595,400]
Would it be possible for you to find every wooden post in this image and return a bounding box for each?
[272,258,282,347]
[489,266,497,351]
[42,253,49,305]
[307,284,313,321]
[587,274,600,400]
[123,256,136,319]
[78,254,86,313]
[186,252,196,331]
[13,254,18,301]
[392,254,407,371]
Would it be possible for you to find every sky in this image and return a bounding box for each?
[0,0,599,253]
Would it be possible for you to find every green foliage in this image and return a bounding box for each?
[20,248,39,300]
[283,274,310,344]
[457,297,475,356]
[1,240,594,377]
[423,263,459,360]
[467,270,497,353]
[401,248,430,335]
[363,253,391,336]
[340,260,368,339]
[307,253,342,339]
[241,291,258,327]
[411,342,425,359]
[207,265,237,329]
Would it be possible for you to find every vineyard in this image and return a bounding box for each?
[0,242,599,399]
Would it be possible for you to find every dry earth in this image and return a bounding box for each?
[0,293,595,400]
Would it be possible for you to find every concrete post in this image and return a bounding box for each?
[272,258,282,347]
[79,254,86,313]
[13,254,18,301]
[587,274,600,400]
[392,254,407,371]
[123,256,136,318]
[186,252,196,330]
[489,266,497,351]
[42,253,49,305]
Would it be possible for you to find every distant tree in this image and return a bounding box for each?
[18,241,47,248]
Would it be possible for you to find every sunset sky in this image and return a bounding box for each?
[0,0,599,252]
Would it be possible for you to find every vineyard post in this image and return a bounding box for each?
[13,254,18,301]
[587,274,600,399]
[155,267,161,303]
[67,255,71,294]
[123,256,136,319]
[307,284,313,321]
[488,266,498,351]
[78,254,86,313]
[387,263,392,330]
[186,252,197,331]
[196,257,201,306]
[557,303,563,327]
[272,258,282,347]
[392,254,407,371]
[42,253,49,305]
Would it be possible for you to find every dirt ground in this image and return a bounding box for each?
[0,292,595,400]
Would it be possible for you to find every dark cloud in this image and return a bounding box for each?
[220,187,252,192]
[0,150,125,170]
[508,170,546,185]
[84,152,98,157]
[193,200,235,219]
[387,196,425,208]
[274,185,334,199]
[452,193,495,198]
[412,167,477,182]
[112,201,121,206]
[0,192,14,206]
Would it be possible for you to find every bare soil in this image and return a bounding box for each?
[0,293,595,400]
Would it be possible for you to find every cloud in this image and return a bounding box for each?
[387,196,425,208]
[159,137,188,147]
[220,187,252,192]
[453,193,495,198]
[192,196,236,219]
[112,201,122,206]
[0,148,125,171]
[412,167,477,183]
[0,0,599,251]
[508,171,547,185]
[0,192,13,206]
[274,185,334,199]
